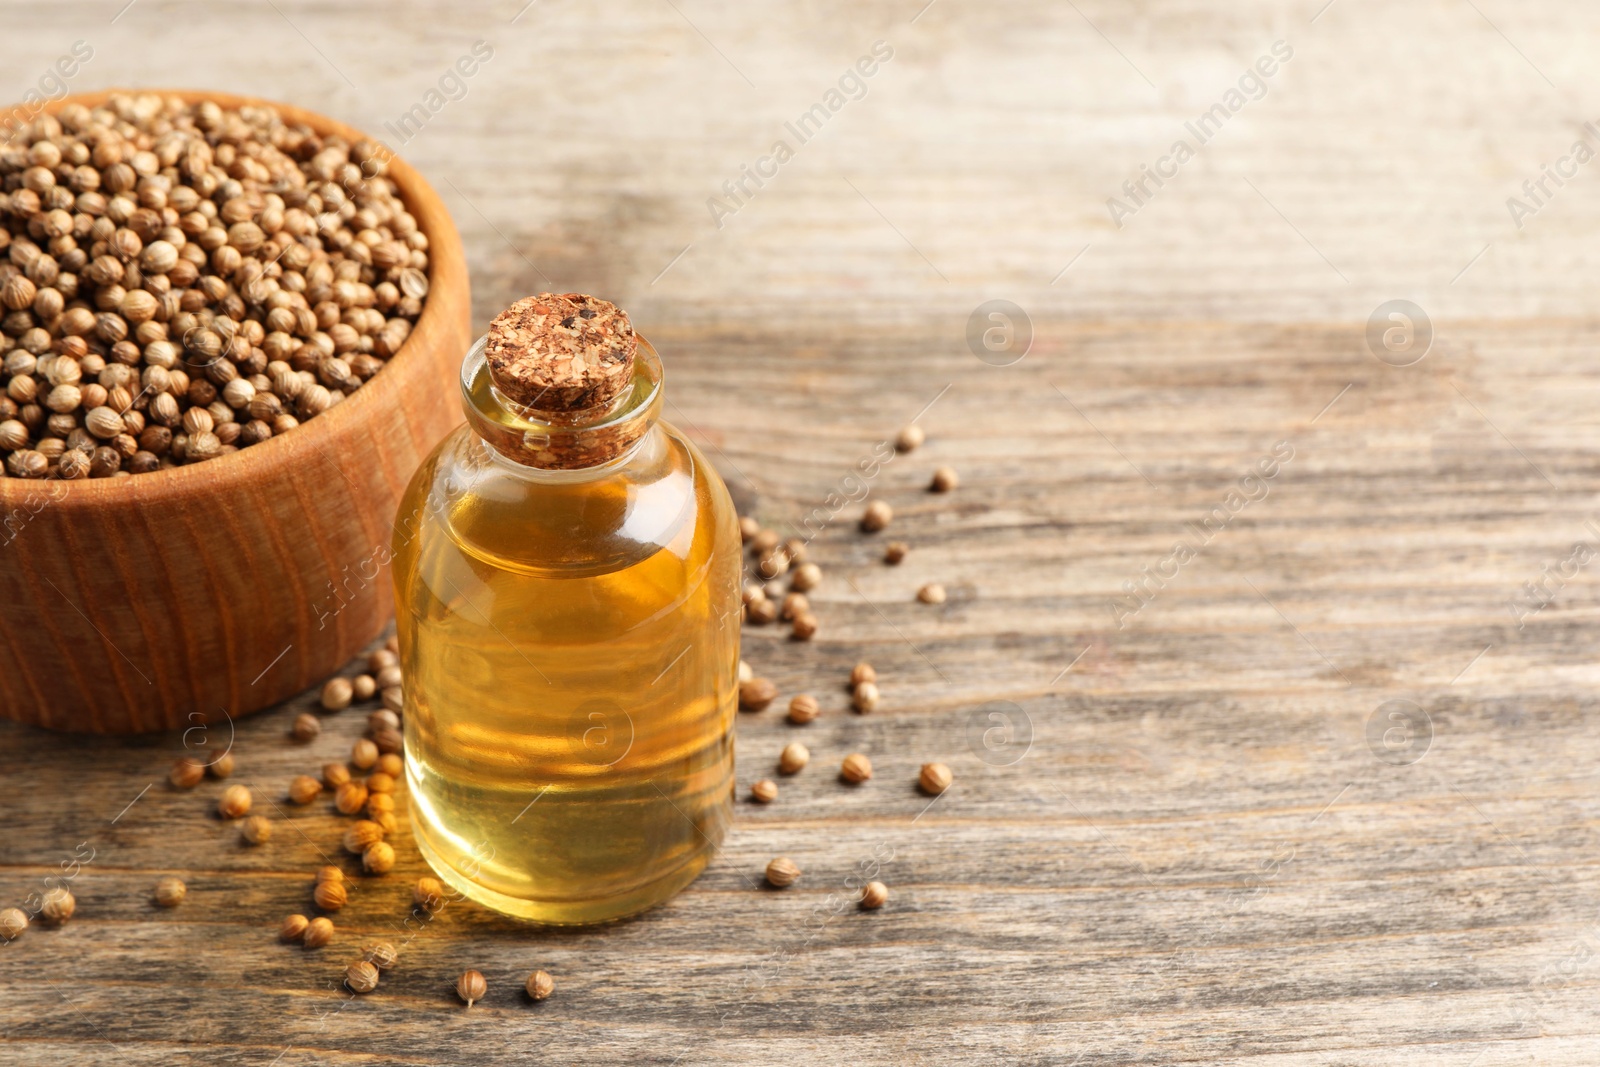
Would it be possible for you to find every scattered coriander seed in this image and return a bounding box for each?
[790,562,822,592]
[738,659,753,683]
[280,913,310,943]
[368,648,398,673]
[241,814,272,845]
[291,712,320,743]
[778,742,810,775]
[386,635,400,654]
[917,582,947,605]
[765,857,801,888]
[207,752,235,779]
[344,821,385,854]
[895,425,925,452]
[919,762,953,795]
[745,596,778,625]
[783,538,807,564]
[738,515,760,542]
[313,879,348,913]
[791,612,819,641]
[351,739,379,769]
[217,784,252,819]
[751,779,779,803]
[366,771,396,794]
[288,775,322,805]
[0,907,27,940]
[366,792,396,816]
[153,877,187,908]
[738,677,778,711]
[841,753,873,784]
[352,674,378,701]
[457,969,487,1007]
[363,941,399,970]
[851,662,877,688]
[861,500,893,532]
[334,781,369,816]
[860,881,889,909]
[779,591,809,621]
[303,916,335,948]
[369,709,400,734]
[884,541,908,565]
[362,841,396,874]
[930,466,959,492]
[378,752,404,777]
[527,970,554,1001]
[375,664,404,691]
[345,960,380,994]
[323,762,352,789]
[852,681,881,714]
[169,756,205,789]
[39,887,75,926]
[381,687,405,715]
[316,866,345,885]
[320,677,353,711]
[751,528,780,554]
[787,694,819,724]
[414,877,446,913]
[373,810,399,836]
[372,725,404,755]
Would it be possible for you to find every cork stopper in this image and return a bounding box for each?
[484,293,637,412]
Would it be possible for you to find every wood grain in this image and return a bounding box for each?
[4,2,1600,1064]
[0,91,472,734]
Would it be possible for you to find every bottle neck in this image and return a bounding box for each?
[460,334,664,472]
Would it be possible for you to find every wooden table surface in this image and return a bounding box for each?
[5,2,1600,1064]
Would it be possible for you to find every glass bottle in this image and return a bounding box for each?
[390,295,741,924]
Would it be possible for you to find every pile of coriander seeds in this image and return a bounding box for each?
[0,92,429,479]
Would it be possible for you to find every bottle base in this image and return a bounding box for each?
[411,820,719,926]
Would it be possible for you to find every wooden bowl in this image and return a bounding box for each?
[0,90,470,733]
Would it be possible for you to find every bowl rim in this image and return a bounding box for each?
[0,88,466,509]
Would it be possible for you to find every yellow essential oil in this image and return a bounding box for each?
[391,296,740,924]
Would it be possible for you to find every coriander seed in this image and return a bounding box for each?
[414,877,446,913]
[751,779,779,803]
[352,674,378,701]
[208,752,235,779]
[169,756,205,789]
[738,677,778,711]
[303,916,335,948]
[316,866,345,885]
[39,887,75,926]
[745,596,777,625]
[526,970,554,1001]
[738,660,753,683]
[919,762,953,796]
[0,907,27,940]
[860,881,889,909]
[373,811,399,836]
[291,712,320,742]
[791,612,818,641]
[345,960,380,994]
[343,821,385,854]
[363,941,399,970]
[381,686,405,714]
[917,582,947,604]
[372,725,403,755]
[930,466,959,492]
[153,877,187,908]
[779,742,810,775]
[365,771,396,794]
[313,879,348,913]
[240,814,272,845]
[779,591,809,621]
[884,541,908,565]
[323,762,352,789]
[378,752,403,777]
[217,784,252,819]
[334,782,369,816]
[787,694,819,724]
[852,681,881,714]
[457,969,487,1008]
[362,841,396,874]
[765,857,801,888]
[280,913,310,942]
[369,709,400,735]
[288,775,322,805]
[320,677,353,711]
[366,792,396,816]
[751,529,780,555]
[851,662,877,688]
[738,515,760,542]
[375,664,403,691]
[351,738,379,769]
[790,562,822,591]
[368,649,398,673]
[860,500,893,532]
[895,425,924,452]
[841,753,873,784]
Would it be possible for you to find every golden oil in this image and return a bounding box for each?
[391,322,740,924]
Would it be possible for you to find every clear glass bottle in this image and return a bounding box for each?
[391,300,740,924]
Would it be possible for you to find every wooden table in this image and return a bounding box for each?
[5,2,1600,1063]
